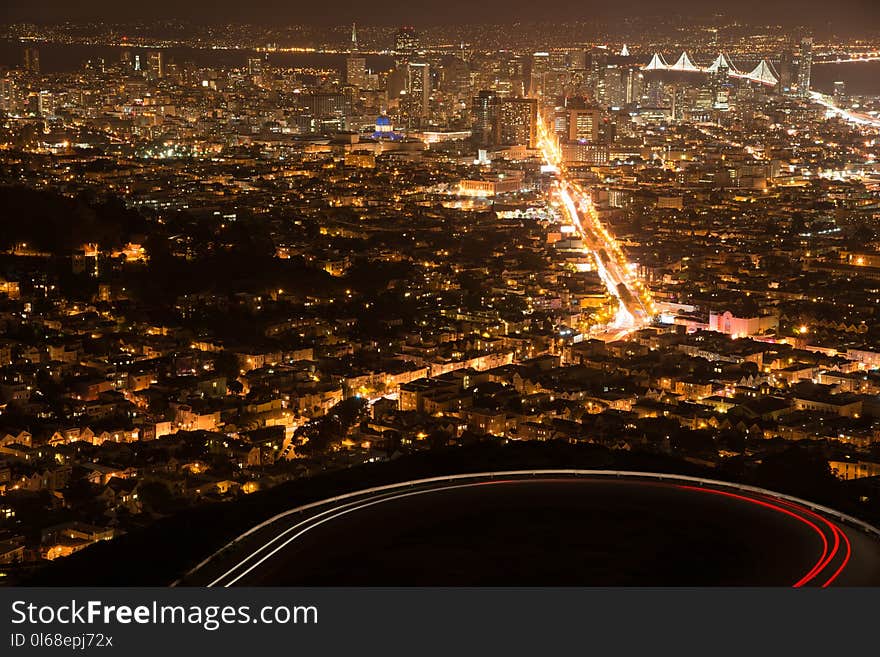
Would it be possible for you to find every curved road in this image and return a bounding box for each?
[181,472,880,587]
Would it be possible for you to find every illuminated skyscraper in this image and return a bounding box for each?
[777,48,795,93]
[529,52,549,97]
[394,27,419,61]
[148,51,164,79]
[833,80,847,105]
[439,57,469,96]
[626,68,644,105]
[346,56,367,89]
[603,65,627,108]
[248,58,263,76]
[472,90,499,146]
[567,107,601,142]
[306,92,347,122]
[0,77,17,112]
[797,37,813,97]
[23,47,40,74]
[498,98,537,148]
[588,48,608,102]
[403,61,430,125]
[709,64,730,110]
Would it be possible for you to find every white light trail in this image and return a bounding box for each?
[810,91,880,129]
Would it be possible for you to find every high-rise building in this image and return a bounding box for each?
[148,51,164,79]
[0,77,17,112]
[472,90,499,145]
[567,107,601,142]
[709,65,730,110]
[346,56,367,89]
[833,80,847,106]
[588,48,608,103]
[797,37,813,97]
[37,89,54,117]
[404,61,430,124]
[603,65,628,108]
[498,98,537,148]
[529,52,549,97]
[248,58,263,76]
[306,92,346,118]
[568,49,587,70]
[23,47,40,74]
[394,27,419,60]
[777,49,795,93]
[626,68,644,105]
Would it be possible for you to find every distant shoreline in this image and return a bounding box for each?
[2,38,880,95]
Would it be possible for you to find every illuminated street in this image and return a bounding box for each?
[537,114,654,338]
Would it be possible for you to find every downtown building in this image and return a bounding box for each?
[498,98,537,149]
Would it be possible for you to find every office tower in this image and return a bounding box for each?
[530,52,549,97]
[472,90,499,145]
[351,22,358,52]
[626,68,644,105]
[23,47,40,74]
[797,37,813,97]
[306,92,346,117]
[439,56,469,96]
[248,58,263,76]
[346,56,367,89]
[0,77,17,112]
[148,51,164,79]
[394,27,419,61]
[134,55,141,72]
[552,106,568,139]
[542,70,569,101]
[670,85,684,121]
[777,49,795,93]
[37,89,55,117]
[404,61,430,123]
[588,48,608,103]
[548,51,567,71]
[567,107,601,142]
[498,97,537,148]
[568,49,587,70]
[604,65,628,108]
[694,87,715,113]
[709,65,729,110]
[833,80,847,106]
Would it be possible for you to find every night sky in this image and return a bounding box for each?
[1,0,878,29]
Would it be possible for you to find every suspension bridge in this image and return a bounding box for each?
[643,52,781,86]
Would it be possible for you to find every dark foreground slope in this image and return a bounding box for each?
[22,441,880,585]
